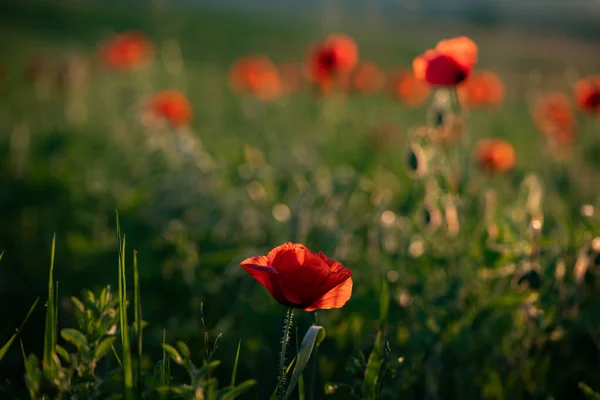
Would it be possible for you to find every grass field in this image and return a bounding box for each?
[2,1,600,399]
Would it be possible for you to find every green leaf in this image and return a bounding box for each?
[176,340,191,360]
[284,325,326,400]
[269,358,296,400]
[230,339,242,387]
[42,234,57,371]
[56,345,71,363]
[0,297,39,361]
[61,328,88,351]
[71,296,85,313]
[222,379,257,400]
[363,330,384,398]
[133,249,143,395]
[95,337,117,360]
[580,382,600,400]
[162,344,183,365]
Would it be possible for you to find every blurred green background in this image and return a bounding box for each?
[3,0,600,398]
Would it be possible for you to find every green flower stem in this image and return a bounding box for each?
[278,308,294,399]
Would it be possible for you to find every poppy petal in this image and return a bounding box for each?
[277,265,352,308]
[305,277,353,311]
[241,261,295,307]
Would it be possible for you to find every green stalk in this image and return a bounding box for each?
[308,312,319,400]
[42,233,57,372]
[278,308,294,400]
[133,250,142,394]
[117,211,134,400]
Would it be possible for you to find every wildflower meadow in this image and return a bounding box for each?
[2,1,600,399]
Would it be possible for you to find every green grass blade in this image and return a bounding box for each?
[133,249,142,394]
[0,250,4,262]
[284,325,325,400]
[295,327,305,400]
[42,233,57,371]
[116,211,134,400]
[159,329,169,400]
[0,297,39,361]
[230,339,242,388]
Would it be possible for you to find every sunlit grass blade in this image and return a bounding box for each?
[230,339,241,388]
[116,211,134,400]
[133,249,142,394]
[295,327,305,400]
[284,326,325,400]
[158,329,170,400]
[0,250,4,262]
[0,297,39,361]
[42,233,57,371]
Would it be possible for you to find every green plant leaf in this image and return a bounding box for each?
[162,344,183,365]
[42,234,57,371]
[363,330,384,398]
[284,325,326,400]
[55,345,71,363]
[230,339,242,388]
[379,280,390,325]
[222,379,257,400]
[95,337,117,360]
[61,328,88,351]
[0,297,39,361]
[175,340,191,360]
[580,382,600,400]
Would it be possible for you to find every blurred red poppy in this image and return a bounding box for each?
[573,76,600,114]
[147,90,192,128]
[241,242,353,311]
[533,92,576,145]
[97,31,154,71]
[229,55,283,101]
[279,63,303,94]
[352,62,386,95]
[458,70,505,108]
[389,69,430,106]
[413,36,478,86]
[475,138,516,172]
[307,34,358,94]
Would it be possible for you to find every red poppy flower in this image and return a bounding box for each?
[147,90,192,128]
[389,69,430,106]
[532,92,576,145]
[458,70,505,108]
[307,34,358,94]
[352,62,386,95]
[241,243,353,311]
[229,55,283,101]
[475,138,516,172]
[97,31,154,71]
[573,76,600,114]
[413,36,478,86]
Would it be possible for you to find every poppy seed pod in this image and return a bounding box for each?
[420,202,443,233]
[405,143,428,178]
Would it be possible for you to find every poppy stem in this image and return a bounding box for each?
[278,308,294,399]
[308,312,319,400]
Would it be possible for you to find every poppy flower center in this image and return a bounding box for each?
[318,49,337,72]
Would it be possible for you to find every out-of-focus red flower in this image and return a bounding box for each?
[533,92,576,145]
[352,62,386,95]
[147,90,192,128]
[475,138,516,172]
[413,37,478,86]
[240,242,353,311]
[573,76,600,114]
[97,31,154,71]
[307,34,358,94]
[458,70,505,108]
[229,55,283,101]
[389,69,430,106]
[278,63,303,94]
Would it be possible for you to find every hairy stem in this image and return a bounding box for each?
[278,308,294,399]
